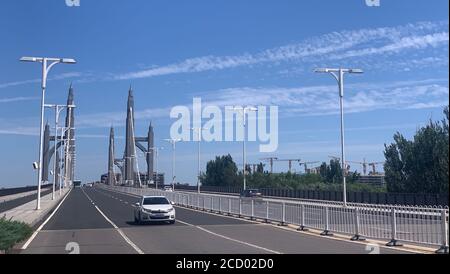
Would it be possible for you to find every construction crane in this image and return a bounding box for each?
[328,155,351,174]
[368,162,385,175]
[348,158,368,175]
[299,161,320,174]
[275,159,302,173]
[260,157,278,173]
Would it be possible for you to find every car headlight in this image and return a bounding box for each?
[167,207,174,212]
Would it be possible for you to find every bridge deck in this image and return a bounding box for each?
[23,186,410,254]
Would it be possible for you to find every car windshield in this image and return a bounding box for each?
[143,197,170,205]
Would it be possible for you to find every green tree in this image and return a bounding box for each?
[319,162,328,179]
[201,155,382,193]
[200,154,239,187]
[384,106,449,194]
[318,159,359,184]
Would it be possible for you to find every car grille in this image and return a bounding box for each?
[151,210,168,214]
[150,216,170,220]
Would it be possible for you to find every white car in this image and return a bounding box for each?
[134,196,176,224]
[163,186,173,192]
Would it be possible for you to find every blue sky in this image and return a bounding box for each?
[0,0,448,188]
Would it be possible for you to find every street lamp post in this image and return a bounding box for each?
[45,104,76,200]
[62,106,75,189]
[314,68,363,207]
[148,147,164,190]
[233,106,258,191]
[20,57,76,210]
[164,139,182,191]
[191,127,208,193]
[64,139,76,189]
[59,126,69,194]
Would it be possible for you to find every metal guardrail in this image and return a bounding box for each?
[102,185,449,253]
[174,185,449,207]
[0,184,52,197]
[173,185,449,206]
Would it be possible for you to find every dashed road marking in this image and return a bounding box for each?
[81,188,144,254]
[94,187,281,253]
[176,219,282,254]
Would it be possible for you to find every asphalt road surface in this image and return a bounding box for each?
[22,186,410,254]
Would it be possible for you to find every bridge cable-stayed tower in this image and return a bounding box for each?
[110,87,157,186]
[107,127,115,185]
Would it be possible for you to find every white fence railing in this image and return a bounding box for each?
[102,185,449,253]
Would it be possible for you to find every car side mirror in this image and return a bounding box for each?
[135,202,140,207]
[171,201,175,205]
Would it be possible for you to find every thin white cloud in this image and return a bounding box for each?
[67,78,449,130]
[283,123,425,135]
[76,107,171,128]
[0,96,39,103]
[113,21,448,81]
[198,79,449,116]
[405,101,449,110]
[0,127,123,139]
[0,79,40,89]
[0,72,84,89]
[0,127,38,136]
[329,32,449,60]
[51,72,83,81]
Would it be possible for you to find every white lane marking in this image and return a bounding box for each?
[97,187,140,198]
[176,219,282,254]
[96,187,425,254]
[94,203,144,254]
[82,189,144,254]
[22,188,73,250]
[98,188,281,253]
[93,188,134,208]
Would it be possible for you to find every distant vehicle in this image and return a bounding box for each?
[163,186,173,192]
[84,183,93,187]
[134,196,176,224]
[240,189,262,198]
[73,181,82,188]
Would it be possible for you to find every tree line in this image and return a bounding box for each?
[200,155,382,192]
[384,106,448,194]
[200,106,449,195]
